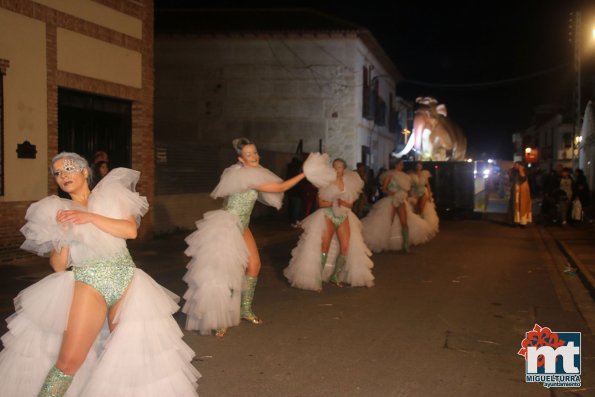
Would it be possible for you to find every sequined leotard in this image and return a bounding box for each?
[387,171,410,207]
[324,207,347,228]
[73,249,135,308]
[410,171,429,198]
[388,178,404,194]
[223,189,258,230]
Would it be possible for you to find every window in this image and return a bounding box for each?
[388,93,398,132]
[375,97,386,126]
[362,65,377,121]
[0,59,9,196]
[362,66,369,118]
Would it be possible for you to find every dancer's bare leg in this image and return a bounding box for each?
[397,204,407,228]
[241,227,263,325]
[243,228,261,277]
[321,216,335,253]
[336,218,350,256]
[56,282,107,374]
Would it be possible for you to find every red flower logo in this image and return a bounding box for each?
[518,324,565,367]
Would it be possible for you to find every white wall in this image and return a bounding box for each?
[156,36,364,162]
[0,9,47,201]
[353,39,397,172]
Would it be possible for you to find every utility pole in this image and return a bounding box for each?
[569,11,582,167]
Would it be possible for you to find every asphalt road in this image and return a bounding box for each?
[1,219,593,397]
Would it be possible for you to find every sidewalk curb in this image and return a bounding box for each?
[557,239,595,295]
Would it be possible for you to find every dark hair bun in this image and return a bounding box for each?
[232,137,254,154]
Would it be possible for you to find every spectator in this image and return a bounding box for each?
[352,162,369,218]
[94,150,109,164]
[92,160,110,187]
[573,169,590,211]
[540,168,559,225]
[558,167,573,225]
[508,161,532,226]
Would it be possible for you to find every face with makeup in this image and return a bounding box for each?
[238,144,260,168]
[333,159,346,177]
[52,158,89,194]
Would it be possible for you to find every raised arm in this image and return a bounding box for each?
[57,210,138,239]
[256,173,306,193]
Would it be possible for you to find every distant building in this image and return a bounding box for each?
[154,8,409,233]
[0,0,154,262]
[518,106,573,171]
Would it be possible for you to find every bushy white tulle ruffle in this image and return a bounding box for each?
[421,200,439,237]
[19,196,81,256]
[20,168,149,265]
[302,152,336,188]
[210,164,283,209]
[319,170,363,204]
[182,210,248,334]
[361,197,433,253]
[284,209,374,291]
[90,168,149,226]
[0,269,200,396]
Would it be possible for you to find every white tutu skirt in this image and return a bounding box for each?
[284,209,374,291]
[421,200,439,237]
[182,210,248,334]
[0,269,200,397]
[362,197,433,253]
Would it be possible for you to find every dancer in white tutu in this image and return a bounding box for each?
[284,158,374,291]
[362,158,432,253]
[0,152,199,397]
[409,161,439,236]
[183,138,333,337]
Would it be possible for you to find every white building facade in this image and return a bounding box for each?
[154,10,406,233]
[519,110,574,171]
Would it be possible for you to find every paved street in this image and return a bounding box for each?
[1,218,594,397]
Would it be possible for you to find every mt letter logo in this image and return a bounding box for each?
[518,324,581,388]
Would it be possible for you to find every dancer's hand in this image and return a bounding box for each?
[337,198,352,208]
[57,209,94,225]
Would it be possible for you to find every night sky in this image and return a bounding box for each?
[156,0,594,159]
